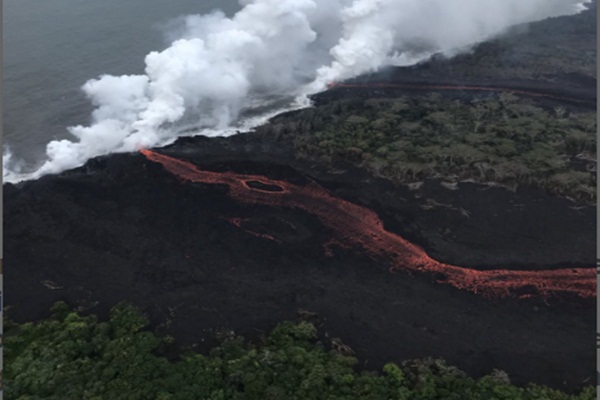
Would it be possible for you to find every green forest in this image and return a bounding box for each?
[4,303,595,400]
[261,92,596,203]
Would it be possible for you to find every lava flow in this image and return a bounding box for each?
[326,82,587,103]
[141,149,595,300]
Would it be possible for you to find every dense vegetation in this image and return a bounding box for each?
[5,302,594,399]
[262,92,596,203]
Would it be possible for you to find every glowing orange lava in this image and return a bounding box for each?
[326,82,586,103]
[226,217,280,243]
[141,149,595,300]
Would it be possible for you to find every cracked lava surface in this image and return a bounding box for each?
[141,149,595,300]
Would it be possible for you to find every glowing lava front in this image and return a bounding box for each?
[141,149,595,300]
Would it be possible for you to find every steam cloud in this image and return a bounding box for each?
[3,0,590,183]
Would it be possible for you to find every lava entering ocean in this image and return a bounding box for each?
[141,149,595,300]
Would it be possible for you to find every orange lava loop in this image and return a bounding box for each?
[141,149,596,299]
[326,82,584,103]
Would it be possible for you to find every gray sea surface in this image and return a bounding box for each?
[3,0,240,170]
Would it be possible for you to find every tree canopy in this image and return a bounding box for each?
[4,302,595,400]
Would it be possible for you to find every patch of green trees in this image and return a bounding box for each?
[278,93,596,203]
[4,302,595,399]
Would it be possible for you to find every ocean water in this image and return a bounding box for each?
[3,0,240,171]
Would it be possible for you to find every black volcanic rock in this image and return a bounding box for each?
[158,132,596,270]
[4,138,595,391]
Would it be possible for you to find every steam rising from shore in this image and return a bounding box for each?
[3,0,590,183]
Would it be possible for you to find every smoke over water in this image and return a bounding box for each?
[3,0,590,183]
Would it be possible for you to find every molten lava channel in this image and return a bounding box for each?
[141,149,595,300]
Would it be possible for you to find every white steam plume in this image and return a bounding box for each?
[308,0,592,90]
[4,0,590,183]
